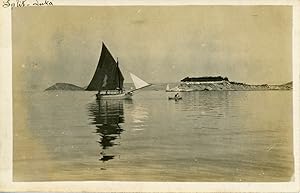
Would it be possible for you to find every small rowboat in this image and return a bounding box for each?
[168,96,182,100]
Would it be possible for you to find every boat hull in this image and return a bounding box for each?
[96,92,132,100]
[168,96,182,100]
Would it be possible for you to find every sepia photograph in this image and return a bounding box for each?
[1,1,299,192]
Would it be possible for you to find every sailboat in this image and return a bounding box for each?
[86,42,151,99]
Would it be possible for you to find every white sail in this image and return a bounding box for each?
[166,84,170,91]
[130,73,151,90]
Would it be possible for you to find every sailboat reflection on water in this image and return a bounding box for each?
[88,99,124,162]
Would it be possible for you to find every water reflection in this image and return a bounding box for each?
[88,99,124,162]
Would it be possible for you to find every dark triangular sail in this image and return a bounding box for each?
[86,43,124,91]
[116,61,124,90]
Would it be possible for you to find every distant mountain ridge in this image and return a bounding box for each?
[45,80,293,91]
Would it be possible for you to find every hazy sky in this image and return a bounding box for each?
[12,6,292,89]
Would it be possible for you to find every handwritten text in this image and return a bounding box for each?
[2,0,53,8]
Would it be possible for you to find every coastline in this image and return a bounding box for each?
[166,81,292,92]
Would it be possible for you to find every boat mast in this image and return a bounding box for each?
[117,57,121,90]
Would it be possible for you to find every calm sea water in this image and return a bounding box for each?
[13,88,294,182]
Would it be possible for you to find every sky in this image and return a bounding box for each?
[12,6,292,89]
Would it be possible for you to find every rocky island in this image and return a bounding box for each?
[166,76,292,92]
[45,83,84,91]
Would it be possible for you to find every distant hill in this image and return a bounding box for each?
[45,83,84,91]
[279,81,292,89]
